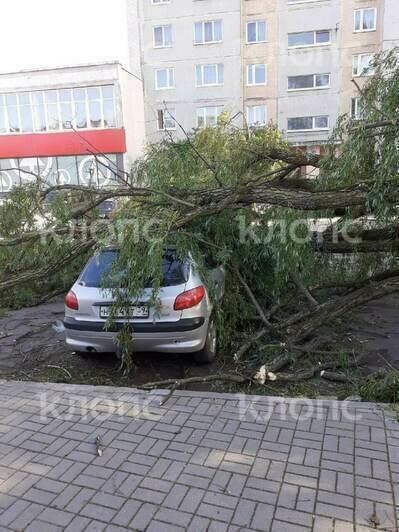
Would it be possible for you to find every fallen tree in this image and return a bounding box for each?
[0,49,399,378]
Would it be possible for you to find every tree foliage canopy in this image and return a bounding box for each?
[1,49,399,372]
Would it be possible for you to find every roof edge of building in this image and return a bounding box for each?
[0,60,126,77]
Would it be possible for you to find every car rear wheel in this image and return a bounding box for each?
[194,317,217,364]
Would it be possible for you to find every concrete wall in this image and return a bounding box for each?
[118,65,146,168]
[381,0,399,49]
[126,0,143,79]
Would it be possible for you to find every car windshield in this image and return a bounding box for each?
[79,249,189,288]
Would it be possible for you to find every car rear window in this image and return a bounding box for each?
[79,250,189,288]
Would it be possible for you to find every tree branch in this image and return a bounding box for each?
[289,271,399,344]
[0,239,95,293]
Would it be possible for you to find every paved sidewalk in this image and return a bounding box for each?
[0,381,397,531]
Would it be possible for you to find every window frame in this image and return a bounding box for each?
[287,115,329,132]
[288,30,331,48]
[287,73,330,91]
[0,85,117,136]
[155,68,175,90]
[246,105,267,127]
[157,108,176,131]
[194,19,223,45]
[195,64,224,87]
[351,97,364,120]
[153,24,173,48]
[196,106,224,128]
[354,7,377,33]
[352,53,375,77]
[246,20,267,44]
[246,64,267,86]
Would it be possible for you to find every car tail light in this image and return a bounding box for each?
[65,290,79,310]
[174,286,205,311]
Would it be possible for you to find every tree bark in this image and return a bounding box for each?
[316,240,399,253]
[37,181,371,213]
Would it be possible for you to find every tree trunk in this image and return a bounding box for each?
[290,273,399,344]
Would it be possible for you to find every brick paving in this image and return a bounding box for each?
[0,381,397,531]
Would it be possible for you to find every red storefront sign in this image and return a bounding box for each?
[0,129,126,159]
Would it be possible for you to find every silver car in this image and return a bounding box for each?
[64,249,225,363]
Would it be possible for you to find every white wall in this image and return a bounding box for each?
[119,65,146,167]
[382,0,399,49]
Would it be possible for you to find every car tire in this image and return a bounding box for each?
[194,317,217,364]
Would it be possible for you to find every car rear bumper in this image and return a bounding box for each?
[64,316,208,354]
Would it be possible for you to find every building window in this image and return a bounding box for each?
[157,108,176,130]
[196,106,223,128]
[87,87,102,128]
[246,21,267,43]
[0,100,7,134]
[247,64,267,86]
[247,105,267,127]
[288,30,330,47]
[0,154,120,195]
[351,97,364,120]
[0,85,116,136]
[352,54,374,77]
[0,158,21,194]
[153,25,172,48]
[195,64,224,86]
[102,86,117,128]
[155,68,175,90]
[287,115,329,131]
[194,20,222,44]
[354,8,377,32]
[18,93,34,133]
[288,73,330,90]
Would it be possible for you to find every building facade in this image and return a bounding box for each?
[129,0,242,143]
[130,0,399,148]
[0,62,145,196]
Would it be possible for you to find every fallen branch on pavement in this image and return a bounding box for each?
[320,371,351,383]
[47,365,72,380]
[140,374,249,391]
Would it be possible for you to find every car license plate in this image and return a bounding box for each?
[99,305,149,319]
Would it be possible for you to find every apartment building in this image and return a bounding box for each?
[128,0,399,150]
[0,62,145,196]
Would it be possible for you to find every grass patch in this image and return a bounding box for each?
[358,370,399,403]
[0,308,9,318]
